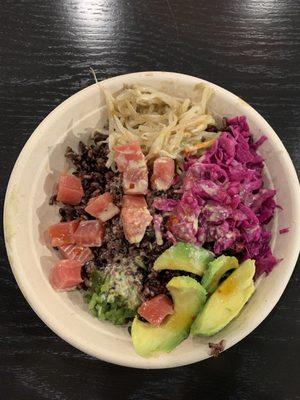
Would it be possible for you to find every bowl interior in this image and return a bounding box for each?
[4,72,300,368]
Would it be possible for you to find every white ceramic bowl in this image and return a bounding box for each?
[4,72,300,369]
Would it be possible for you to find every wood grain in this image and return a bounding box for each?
[0,0,299,399]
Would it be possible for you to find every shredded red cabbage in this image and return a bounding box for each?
[154,116,278,277]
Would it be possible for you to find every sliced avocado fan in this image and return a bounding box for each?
[201,255,239,294]
[131,276,207,357]
[191,259,256,337]
[153,242,214,276]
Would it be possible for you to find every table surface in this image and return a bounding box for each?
[1,0,299,399]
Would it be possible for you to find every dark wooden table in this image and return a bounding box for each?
[1,0,299,399]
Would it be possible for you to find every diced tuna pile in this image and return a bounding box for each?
[48,147,175,291]
[48,173,120,290]
[48,219,106,290]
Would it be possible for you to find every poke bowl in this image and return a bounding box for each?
[4,71,300,369]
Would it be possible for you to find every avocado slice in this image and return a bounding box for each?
[153,243,214,276]
[191,259,255,337]
[131,276,207,357]
[201,255,239,294]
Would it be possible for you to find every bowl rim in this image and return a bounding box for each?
[4,71,300,369]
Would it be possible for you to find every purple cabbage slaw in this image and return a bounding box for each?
[154,116,278,277]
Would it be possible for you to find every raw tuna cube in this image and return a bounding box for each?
[59,244,93,265]
[114,142,146,172]
[138,294,174,326]
[123,166,148,195]
[121,208,151,244]
[122,194,148,209]
[121,195,152,244]
[151,157,175,191]
[57,174,84,205]
[85,193,120,221]
[48,220,80,247]
[73,220,105,247]
[50,259,83,291]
